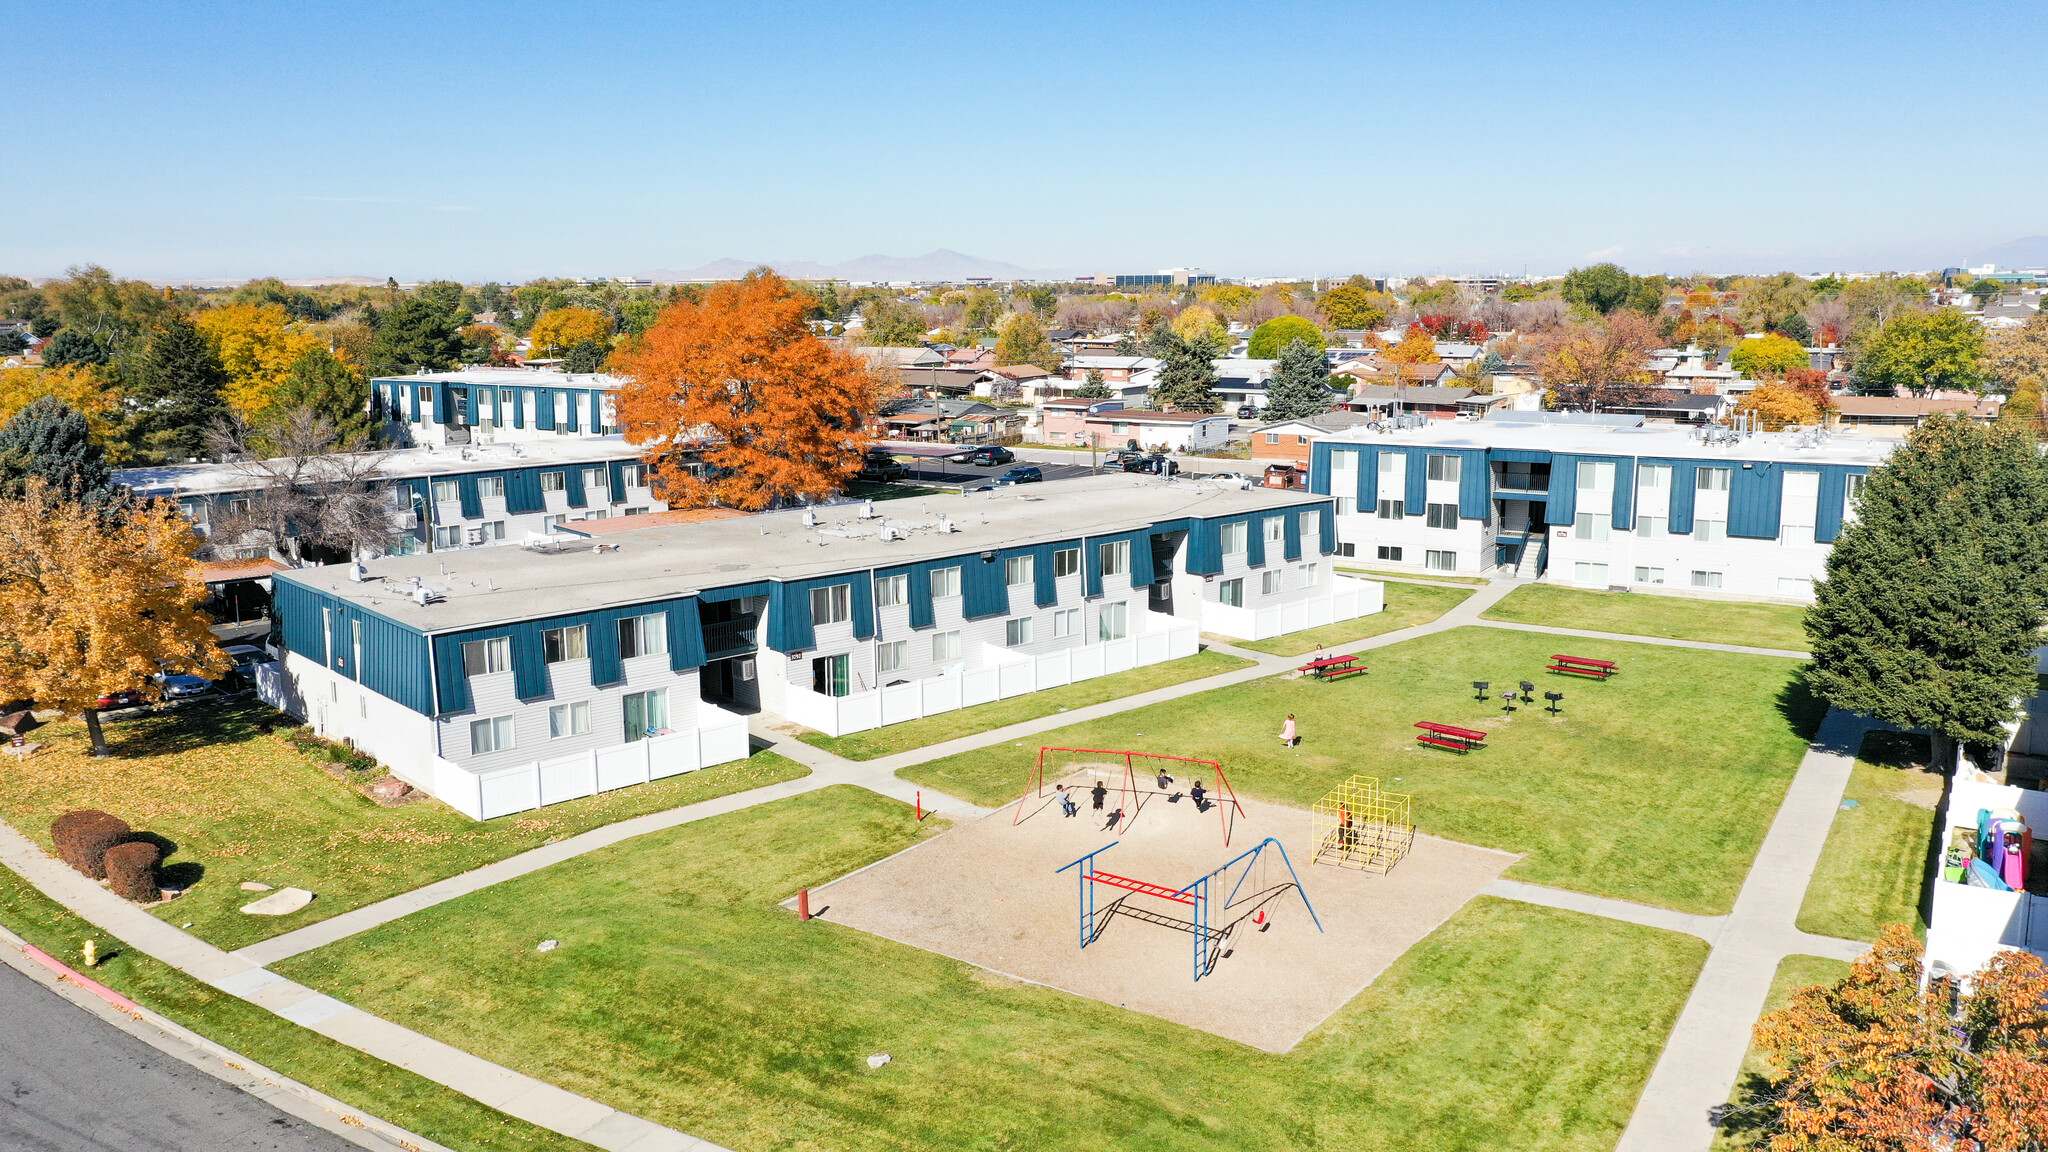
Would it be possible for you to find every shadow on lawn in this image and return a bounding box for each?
[1775,667,1830,744]
[103,700,283,759]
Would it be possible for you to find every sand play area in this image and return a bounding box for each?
[811,769,1517,1052]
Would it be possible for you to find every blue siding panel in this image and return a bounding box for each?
[1610,457,1636,531]
[587,610,624,687]
[505,468,545,515]
[509,624,548,701]
[700,581,772,604]
[1308,441,1334,495]
[457,474,482,521]
[1282,509,1303,561]
[1031,543,1061,607]
[1357,446,1378,508]
[608,460,628,504]
[1546,454,1580,523]
[1728,461,1783,539]
[565,465,587,508]
[1403,449,1427,512]
[1662,459,1699,535]
[535,390,556,431]
[1457,449,1490,520]
[1815,466,1867,543]
[1489,448,1553,463]
[667,598,707,671]
[1185,518,1223,575]
[962,554,1009,620]
[1245,512,1267,568]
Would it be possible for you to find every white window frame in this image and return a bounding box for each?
[1426,453,1460,482]
[1634,566,1666,585]
[1425,549,1456,572]
[431,479,459,504]
[619,613,668,659]
[877,639,907,673]
[542,624,587,664]
[1220,522,1248,555]
[930,566,962,599]
[1261,569,1282,595]
[1693,519,1727,542]
[1696,467,1731,492]
[1005,617,1033,647]
[1098,601,1128,640]
[1574,561,1609,585]
[1004,555,1034,587]
[469,715,515,754]
[1052,607,1080,637]
[1691,570,1724,588]
[875,573,909,608]
[1218,578,1244,607]
[810,583,851,626]
[549,701,591,738]
[1099,539,1130,577]
[1574,512,1612,541]
[1298,562,1319,586]
[932,630,962,662]
[1053,547,1081,578]
[1425,502,1458,530]
[477,476,505,500]
[540,470,566,492]
[462,636,511,676]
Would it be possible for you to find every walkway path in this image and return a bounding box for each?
[3,573,1868,1152]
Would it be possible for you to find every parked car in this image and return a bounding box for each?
[1207,470,1251,483]
[155,670,219,700]
[857,453,909,482]
[1120,455,1178,476]
[1104,447,1144,466]
[995,466,1043,485]
[1236,404,1259,419]
[219,644,271,692]
[951,445,1014,466]
[94,688,149,711]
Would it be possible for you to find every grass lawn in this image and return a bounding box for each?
[1233,582,1474,656]
[1480,583,1812,651]
[0,702,810,951]
[1713,954,1854,1151]
[0,866,592,1152]
[797,649,1254,761]
[901,627,1822,914]
[1338,567,1492,586]
[278,786,1707,1152]
[1796,730,1941,941]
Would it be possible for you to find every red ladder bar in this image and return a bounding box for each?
[1086,869,1197,904]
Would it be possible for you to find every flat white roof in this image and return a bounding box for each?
[284,474,1329,632]
[116,439,646,498]
[1319,418,1897,467]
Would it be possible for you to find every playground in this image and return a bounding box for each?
[809,753,1515,1052]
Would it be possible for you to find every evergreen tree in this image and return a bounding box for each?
[1074,369,1111,399]
[563,339,609,374]
[0,330,27,356]
[1148,332,1222,413]
[366,296,463,376]
[270,349,374,446]
[1805,413,2048,769]
[41,330,108,369]
[1263,338,1335,420]
[0,396,115,503]
[129,314,229,462]
[1113,334,1141,357]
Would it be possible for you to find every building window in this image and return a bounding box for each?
[932,630,961,662]
[1576,461,1615,490]
[1426,454,1460,482]
[1099,539,1130,577]
[1574,562,1609,585]
[1376,499,1404,520]
[618,613,667,658]
[549,701,591,738]
[543,514,567,533]
[1693,519,1727,542]
[810,583,851,626]
[1638,463,1668,489]
[542,624,588,663]
[1300,509,1321,539]
[625,506,649,516]
[461,636,511,676]
[620,463,646,488]
[1258,569,1280,595]
[1376,545,1403,561]
[1425,502,1459,530]
[1098,601,1128,640]
[1052,608,1080,637]
[623,689,668,741]
[1378,452,1401,476]
[179,498,210,527]
[1634,566,1666,584]
[1295,434,1308,445]
[1299,562,1319,586]
[930,566,961,599]
[469,716,515,754]
[1264,432,1280,444]
[1336,542,1356,557]
[1264,518,1284,544]
[1005,617,1033,647]
[1691,570,1724,588]
[1004,555,1033,586]
[877,639,907,673]
[1574,513,1611,541]
[1220,522,1248,554]
[477,476,505,499]
[1778,577,1814,598]
[875,574,909,608]
[1218,578,1244,607]
[1053,548,1081,578]
[811,653,849,697]
[1336,497,1357,516]
[434,525,464,549]
[540,470,566,492]
[416,385,432,407]
[1636,515,1665,537]
[1696,467,1731,492]
[1844,473,1867,507]
[1781,522,1815,546]
[431,479,459,503]
[479,520,506,542]
[1425,550,1456,572]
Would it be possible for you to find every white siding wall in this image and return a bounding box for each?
[276,652,440,788]
[435,659,704,771]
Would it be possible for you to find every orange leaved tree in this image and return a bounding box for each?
[611,270,885,510]
[1734,924,2048,1150]
[0,480,229,755]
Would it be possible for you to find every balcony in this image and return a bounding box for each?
[702,615,760,661]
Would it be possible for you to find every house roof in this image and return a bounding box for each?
[1347,383,1476,405]
[1083,409,1227,424]
[1253,411,1380,434]
[1831,396,1999,418]
[985,363,1052,380]
[1067,356,1158,370]
[876,397,1001,419]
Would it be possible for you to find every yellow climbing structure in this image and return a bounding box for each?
[1311,774,1414,873]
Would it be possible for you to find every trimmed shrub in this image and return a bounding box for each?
[104,840,161,902]
[50,810,131,880]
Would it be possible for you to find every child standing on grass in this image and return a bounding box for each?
[1279,714,1298,747]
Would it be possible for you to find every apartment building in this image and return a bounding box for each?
[266,476,1374,818]
[1309,418,1894,600]
[371,367,629,448]
[117,440,668,561]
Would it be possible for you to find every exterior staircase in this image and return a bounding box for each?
[1512,534,1547,580]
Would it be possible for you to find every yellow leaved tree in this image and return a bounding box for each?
[0,365,122,443]
[195,302,328,418]
[0,481,228,755]
[528,307,613,358]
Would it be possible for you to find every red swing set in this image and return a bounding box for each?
[1014,746,1247,846]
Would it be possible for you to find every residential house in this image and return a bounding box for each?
[872,398,1013,441]
[1082,409,1232,453]
[1344,383,1475,419]
[977,363,1057,402]
[1034,398,1126,445]
[1250,411,1380,468]
[863,346,949,370]
[1827,395,2001,433]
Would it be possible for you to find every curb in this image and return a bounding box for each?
[0,919,455,1152]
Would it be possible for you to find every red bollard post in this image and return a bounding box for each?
[797,888,810,921]
[916,791,923,821]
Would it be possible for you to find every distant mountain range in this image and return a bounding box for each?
[1970,236,2048,270]
[639,249,1071,283]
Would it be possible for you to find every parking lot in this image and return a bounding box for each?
[894,458,1097,490]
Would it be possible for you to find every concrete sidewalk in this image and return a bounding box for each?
[0,820,734,1152]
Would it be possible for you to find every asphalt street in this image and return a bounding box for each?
[0,963,363,1152]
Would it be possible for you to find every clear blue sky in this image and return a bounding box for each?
[6,1,2045,281]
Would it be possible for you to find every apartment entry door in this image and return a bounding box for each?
[811,653,850,698]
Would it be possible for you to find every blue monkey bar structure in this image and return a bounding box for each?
[1054,837,1322,982]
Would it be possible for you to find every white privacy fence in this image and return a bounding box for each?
[783,613,1202,738]
[429,703,752,821]
[1201,576,1383,643]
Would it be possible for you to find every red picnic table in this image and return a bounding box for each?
[1298,654,1367,682]
[1414,721,1487,753]
[1548,654,1618,679]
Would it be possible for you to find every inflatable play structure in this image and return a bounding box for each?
[1945,807,2032,893]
